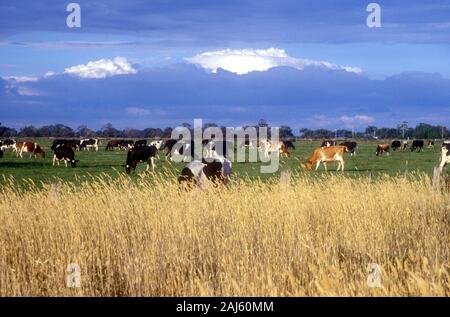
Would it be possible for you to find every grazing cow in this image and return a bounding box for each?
[178,157,232,188]
[401,140,409,150]
[134,139,147,148]
[18,142,46,159]
[339,141,357,156]
[439,143,450,173]
[119,140,134,150]
[428,140,435,149]
[411,140,424,152]
[79,138,99,151]
[105,140,120,150]
[0,138,16,151]
[391,140,402,151]
[282,140,295,150]
[305,145,346,172]
[124,145,157,174]
[51,139,80,151]
[208,140,234,160]
[53,146,78,168]
[376,144,390,156]
[321,140,337,147]
[163,139,179,160]
[149,140,164,150]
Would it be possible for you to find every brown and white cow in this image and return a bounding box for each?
[376,144,390,156]
[17,142,45,159]
[305,145,346,172]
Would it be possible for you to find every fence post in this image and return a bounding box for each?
[432,166,441,193]
[280,170,291,186]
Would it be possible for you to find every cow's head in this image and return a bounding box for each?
[70,159,79,168]
[305,160,313,171]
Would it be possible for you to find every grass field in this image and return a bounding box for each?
[0,138,446,186]
[0,173,449,296]
[1,138,448,296]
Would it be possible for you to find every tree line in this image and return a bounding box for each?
[0,121,448,140]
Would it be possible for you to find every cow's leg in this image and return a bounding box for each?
[323,162,328,172]
[340,158,345,172]
[64,160,68,168]
[315,161,321,171]
[53,155,56,166]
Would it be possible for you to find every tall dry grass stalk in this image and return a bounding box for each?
[0,173,449,296]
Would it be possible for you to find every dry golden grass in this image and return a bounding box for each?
[0,173,449,296]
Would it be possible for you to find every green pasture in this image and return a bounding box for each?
[0,138,445,187]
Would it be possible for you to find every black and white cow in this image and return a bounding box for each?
[150,140,164,150]
[321,140,337,147]
[391,140,402,151]
[428,140,435,149]
[0,138,16,151]
[51,139,80,151]
[53,146,78,168]
[282,140,296,150]
[79,138,99,151]
[124,145,157,174]
[439,142,450,173]
[339,141,358,156]
[134,139,147,148]
[178,157,232,188]
[119,140,134,150]
[411,140,424,152]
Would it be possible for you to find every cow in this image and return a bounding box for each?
[321,140,337,147]
[79,138,99,151]
[411,140,424,152]
[163,139,179,160]
[149,140,164,150]
[282,140,295,150]
[53,146,78,168]
[305,145,346,172]
[18,142,46,159]
[376,144,390,156]
[428,140,435,149]
[134,139,147,148]
[124,145,157,174]
[105,140,120,150]
[391,140,402,151]
[119,140,134,150]
[0,138,16,151]
[207,140,234,160]
[339,141,357,156]
[178,157,232,188]
[439,143,450,173]
[51,139,80,151]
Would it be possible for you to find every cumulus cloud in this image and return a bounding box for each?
[340,115,375,127]
[64,56,137,79]
[185,48,362,75]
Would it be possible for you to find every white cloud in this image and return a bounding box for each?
[126,107,151,115]
[340,115,375,127]
[4,76,38,83]
[185,48,362,75]
[64,56,137,79]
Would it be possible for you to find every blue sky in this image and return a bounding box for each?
[1,0,449,130]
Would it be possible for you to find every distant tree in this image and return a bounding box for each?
[279,125,294,139]
[365,126,377,138]
[413,123,442,139]
[101,123,120,138]
[0,123,18,137]
[77,125,94,137]
[19,126,39,137]
[257,119,268,128]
